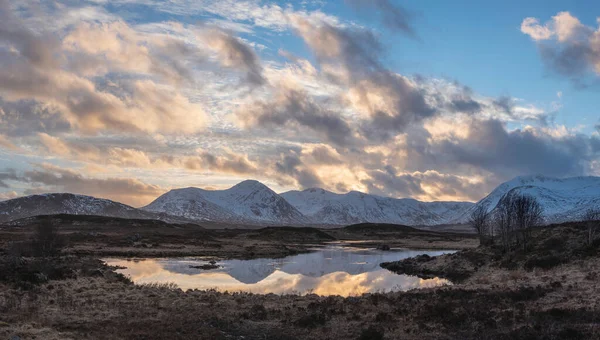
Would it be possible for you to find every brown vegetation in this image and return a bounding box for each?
[2,215,599,339]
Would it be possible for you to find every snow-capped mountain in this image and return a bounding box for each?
[4,176,597,227]
[143,180,310,225]
[281,188,474,226]
[453,175,600,224]
[0,193,160,223]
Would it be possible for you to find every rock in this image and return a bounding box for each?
[189,263,220,270]
[377,244,391,251]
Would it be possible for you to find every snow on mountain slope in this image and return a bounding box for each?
[0,193,159,223]
[142,187,241,222]
[7,176,595,227]
[453,175,600,224]
[143,180,310,225]
[281,188,474,226]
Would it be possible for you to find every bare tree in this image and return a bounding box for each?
[469,203,491,244]
[495,195,515,252]
[494,192,544,252]
[584,208,600,246]
[512,194,544,251]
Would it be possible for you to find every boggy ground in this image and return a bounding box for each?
[0,253,597,339]
[0,215,476,259]
[1,217,598,339]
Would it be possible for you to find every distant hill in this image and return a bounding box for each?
[452,175,600,224]
[0,193,160,224]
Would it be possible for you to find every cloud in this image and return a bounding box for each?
[0,0,598,206]
[431,119,594,178]
[521,17,554,41]
[0,134,20,151]
[182,151,258,175]
[64,20,207,87]
[198,28,266,86]
[0,191,18,201]
[13,163,165,207]
[302,145,343,165]
[0,3,209,135]
[0,0,59,70]
[346,0,417,37]
[0,98,72,137]
[274,151,324,189]
[36,133,260,176]
[240,85,359,147]
[289,16,436,140]
[521,12,600,83]
[0,169,19,188]
[362,169,489,202]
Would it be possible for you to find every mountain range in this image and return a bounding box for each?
[1,175,599,226]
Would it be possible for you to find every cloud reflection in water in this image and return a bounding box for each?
[105,246,453,296]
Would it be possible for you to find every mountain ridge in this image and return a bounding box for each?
[452,175,600,224]
[0,193,160,224]
[2,175,599,226]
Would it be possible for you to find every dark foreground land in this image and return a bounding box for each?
[0,215,477,259]
[1,216,599,339]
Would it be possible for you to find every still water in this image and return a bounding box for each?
[104,245,454,297]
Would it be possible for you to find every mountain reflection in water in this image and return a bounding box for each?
[104,245,454,296]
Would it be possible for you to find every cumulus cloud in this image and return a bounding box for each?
[289,16,436,139]
[521,12,600,83]
[0,1,209,135]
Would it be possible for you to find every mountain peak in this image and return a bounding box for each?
[144,179,308,225]
[510,174,555,184]
[230,179,271,192]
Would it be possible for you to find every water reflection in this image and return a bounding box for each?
[104,245,453,296]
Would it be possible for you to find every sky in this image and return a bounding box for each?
[0,0,599,207]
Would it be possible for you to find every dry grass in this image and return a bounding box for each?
[0,253,599,339]
[1,220,599,339]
